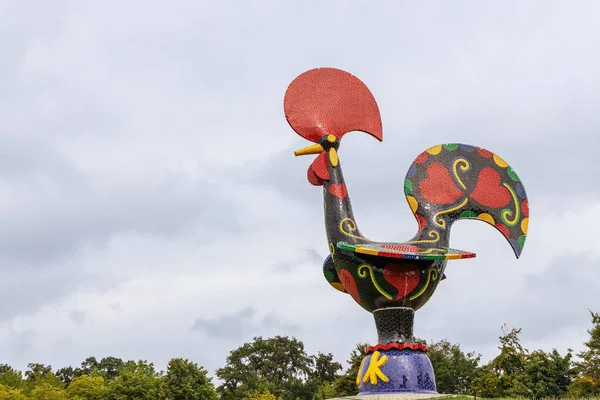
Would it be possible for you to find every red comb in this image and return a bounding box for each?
[284,68,383,143]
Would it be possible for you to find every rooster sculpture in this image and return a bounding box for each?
[285,68,529,396]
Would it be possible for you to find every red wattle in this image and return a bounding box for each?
[307,167,323,186]
[307,152,329,186]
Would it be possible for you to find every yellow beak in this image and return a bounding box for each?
[294,143,324,156]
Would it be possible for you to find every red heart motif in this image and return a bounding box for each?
[383,263,420,299]
[339,269,361,304]
[329,184,348,200]
[477,148,493,158]
[415,214,427,232]
[414,151,428,164]
[470,167,511,208]
[419,162,464,205]
[521,199,529,217]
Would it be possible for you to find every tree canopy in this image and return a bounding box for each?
[570,310,600,397]
[0,310,598,399]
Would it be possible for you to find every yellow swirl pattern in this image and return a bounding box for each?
[405,230,440,244]
[340,218,366,240]
[358,265,393,300]
[501,183,520,226]
[409,268,439,300]
[329,242,335,255]
[452,158,470,190]
[433,198,469,228]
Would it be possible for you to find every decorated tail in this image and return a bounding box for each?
[404,143,529,258]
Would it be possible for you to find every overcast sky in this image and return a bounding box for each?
[1,0,600,379]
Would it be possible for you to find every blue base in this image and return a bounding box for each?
[357,349,437,395]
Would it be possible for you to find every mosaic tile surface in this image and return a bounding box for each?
[285,67,529,395]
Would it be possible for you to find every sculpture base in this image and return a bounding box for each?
[328,394,454,400]
[357,349,436,395]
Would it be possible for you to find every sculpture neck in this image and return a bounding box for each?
[322,159,369,247]
[373,307,415,344]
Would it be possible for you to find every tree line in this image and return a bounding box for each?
[0,311,598,399]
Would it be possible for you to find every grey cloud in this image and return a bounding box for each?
[235,1,600,208]
[191,307,257,340]
[4,330,36,363]
[0,0,257,327]
[0,178,242,266]
[0,135,83,184]
[420,253,600,355]
[0,270,83,321]
[0,265,116,322]
[517,254,600,339]
[191,307,300,340]
[1,0,599,379]
[261,311,301,333]
[69,310,86,325]
[245,106,599,211]
[274,248,325,273]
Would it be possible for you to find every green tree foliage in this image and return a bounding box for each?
[242,389,283,400]
[470,324,574,399]
[471,325,528,397]
[490,325,528,396]
[309,353,341,385]
[570,310,600,396]
[4,321,600,399]
[577,311,600,380]
[0,356,220,400]
[310,381,337,400]
[331,343,367,397]
[494,326,528,375]
[66,375,108,400]
[104,360,162,400]
[514,349,574,399]
[0,356,219,399]
[54,368,75,387]
[162,358,217,400]
[0,384,27,400]
[0,365,23,389]
[97,358,124,381]
[79,357,99,377]
[569,375,598,397]
[22,365,63,397]
[29,383,67,400]
[23,365,53,383]
[216,336,313,400]
[470,364,502,398]
[427,339,481,395]
[301,352,342,399]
